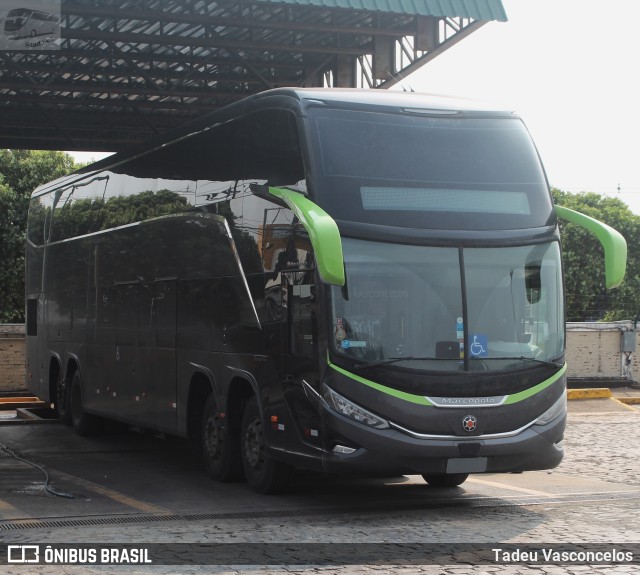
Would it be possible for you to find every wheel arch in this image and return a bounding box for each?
[186,365,259,440]
[225,366,265,429]
[226,375,256,432]
[65,354,81,384]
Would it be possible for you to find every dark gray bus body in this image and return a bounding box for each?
[26,89,566,489]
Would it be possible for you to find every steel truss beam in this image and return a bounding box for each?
[0,0,496,151]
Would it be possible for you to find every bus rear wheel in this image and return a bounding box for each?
[241,396,291,494]
[201,394,243,482]
[422,473,469,487]
[70,372,100,436]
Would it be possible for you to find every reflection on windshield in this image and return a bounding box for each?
[464,243,564,371]
[331,239,564,373]
[310,108,552,231]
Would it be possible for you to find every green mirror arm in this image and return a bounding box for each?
[555,204,627,289]
[269,187,345,286]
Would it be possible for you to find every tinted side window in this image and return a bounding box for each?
[48,176,110,242]
[44,120,244,242]
[26,298,38,336]
[242,109,305,187]
[27,195,49,246]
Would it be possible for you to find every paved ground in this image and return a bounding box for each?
[0,391,639,575]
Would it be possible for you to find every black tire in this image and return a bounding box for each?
[201,394,243,482]
[241,396,291,494]
[422,473,469,487]
[70,371,100,436]
[55,370,72,425]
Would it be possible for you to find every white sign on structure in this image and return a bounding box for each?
[0,0,61,50]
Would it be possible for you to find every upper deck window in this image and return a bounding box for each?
[360,187,530,215]
[308,108,553,231]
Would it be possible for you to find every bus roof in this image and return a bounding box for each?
[33,88,517,197]
[260,87,514,114]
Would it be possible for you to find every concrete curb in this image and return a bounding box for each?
[567,388,612,400]
[616,397,640,405]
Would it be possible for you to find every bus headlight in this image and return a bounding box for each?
[322,384,390,429]
[536,393,567,425]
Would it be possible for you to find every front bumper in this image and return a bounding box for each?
[320,400,565,476]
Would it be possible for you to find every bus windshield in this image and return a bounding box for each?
[309,107,553,231]
[330,239,564,372]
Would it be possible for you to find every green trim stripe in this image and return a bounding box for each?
[329,362,433,406]
[328,361,567,407]
[503,363,567,404]
[269,187,345,286]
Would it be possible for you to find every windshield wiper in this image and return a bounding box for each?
[354,356,564,371]
[483,356,564,369]
[353,356,442,370]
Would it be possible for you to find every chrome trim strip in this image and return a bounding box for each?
[223,218,262,330]
[302,379,322,406]
[44,219,142,247]
[425,395,508,408]
[389,418,539,440]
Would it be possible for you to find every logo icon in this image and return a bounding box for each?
[462,415,477,432]
[7,545,40,563]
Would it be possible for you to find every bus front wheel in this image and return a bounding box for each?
[241,396,291,494]
[422,473,469,487]
[201,395,243,482]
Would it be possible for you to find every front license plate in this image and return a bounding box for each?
[446,457,487,474]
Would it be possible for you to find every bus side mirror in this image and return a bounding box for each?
[269,187,345,287]
[555,205,627,289]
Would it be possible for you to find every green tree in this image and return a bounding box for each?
[0,150,78,322]
[553,188,640,322]
[0,181,24,322]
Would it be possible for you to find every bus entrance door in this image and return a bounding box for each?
[282,280,323,450]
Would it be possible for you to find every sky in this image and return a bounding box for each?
[70,0,640,214]
[408,0,640,213]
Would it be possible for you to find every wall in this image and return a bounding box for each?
[1,323,638,394]
[0,324,27,392]
[565,321,637,384]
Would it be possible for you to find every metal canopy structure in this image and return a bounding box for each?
[0,0,506,152]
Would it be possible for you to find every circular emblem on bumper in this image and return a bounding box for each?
[462,415,477,432]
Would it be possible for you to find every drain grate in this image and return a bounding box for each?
[1,491,639,531]
[0,510,281,531]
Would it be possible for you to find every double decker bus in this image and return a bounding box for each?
[26,89,626,493]
[4,8,58,38]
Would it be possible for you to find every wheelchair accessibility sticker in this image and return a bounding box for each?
[469,334,488,358]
